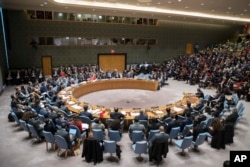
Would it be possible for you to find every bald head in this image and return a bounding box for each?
[159,126,165,132]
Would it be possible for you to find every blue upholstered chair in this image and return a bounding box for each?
[179,124,193,139]
[92,128,105,141]
[175,136,193,155]
[42,130,56,151]
[69,124,86,140]
[131,130,144,144]
[11,112,20,125]
[103,140,117,159]
[108,129,121,142]
[192,132,207,150]
[27,123,42,141]
[147,129,160,141]
[132,140,148,160]
[169,127,180,143]
[54,134,71,158]
[19,119,31,137]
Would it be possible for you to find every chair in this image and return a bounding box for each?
[169,127,180,143]
[147,129,160,141]
[11,112,20,125]
[131,130,144,143]
[92,128,105,141]
[103,140,118,159]
[42,130,56,151]
[19,119,31,137]
[54,134,71,158]
[175,136,193,155]
[192,132,207,150]
[27,123,42,141]
[79,115,92,129]
[38,114,45,123]
[108,129,121,142]
[179,124,193,139]
[132,140,148,160]
[234,116,242,128]
[205,117,214,128]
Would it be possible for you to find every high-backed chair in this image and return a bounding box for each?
[11,112,20,125]
[192,132,207,150]
[42,130,56,151]
[27,123,42,141]
[147,129,160,141]
[54,134,71,158]
[92,128,105,141]
[179,124,193,139]
[19,119,31,137]
[132,140,148,160]
[103,140,119,159]
[169,127,180,143]
[175,136,193,155]
[79,115,92,128]
[130,130,144,144]
[108,129,121,142]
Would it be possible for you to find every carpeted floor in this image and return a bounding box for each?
[0,78,249,167]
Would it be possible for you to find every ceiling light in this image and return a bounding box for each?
[53,0,250,23]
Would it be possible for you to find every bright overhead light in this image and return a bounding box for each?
[53,0,250,23]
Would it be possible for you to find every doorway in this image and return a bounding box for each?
[41,56,52,77]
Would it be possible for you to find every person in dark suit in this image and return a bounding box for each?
[136,110,148,120]
[180,112,193,132]
[110,107,125,120]
[79,105,94,120]
[165,114,180,134]
[182,101,193,116]
[148,126,169,163]
[195,88,204,99]
[223,107,239,125]
[146,118,161,139]
[55,122,73,149]
[43,117,57,135]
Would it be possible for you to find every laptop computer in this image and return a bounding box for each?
[69,128,77,136]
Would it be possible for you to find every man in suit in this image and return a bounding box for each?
[128,117,145,140]
[136,110,148,120]
[148,126,169,163]
[79,105,94,120]
[55,122,73,149]
[165,114,180,134]
[110,108,125,120]
[180,112,193,132]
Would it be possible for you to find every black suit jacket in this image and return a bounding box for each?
[149,133,169,163]
[82,138,103,165]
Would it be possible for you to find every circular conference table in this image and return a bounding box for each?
[58,78,199,121]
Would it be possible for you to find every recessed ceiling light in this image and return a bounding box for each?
[228,7,232,10]
[244,9,247,12]
[178,0,182,2]
[44,2,48,5]
[168,1,172,4]
[185,6,188,9]
[200,3,204,6]
[157,2,160,5]
[40,4,44,7]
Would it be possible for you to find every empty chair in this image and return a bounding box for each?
[175,136,193,155]
[103,140,120,159]
[147,129,160,141]
[169,127,180,143]
[54,134,71,158]
[205,117,214,128]
[130,130,144,144]
[132,140,148,160]
[192,132,207,150]
[42,130,56,151]
[92,128,105,141]
[108,130,121,142]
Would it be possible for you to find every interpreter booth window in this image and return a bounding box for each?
[53,12,67,21]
